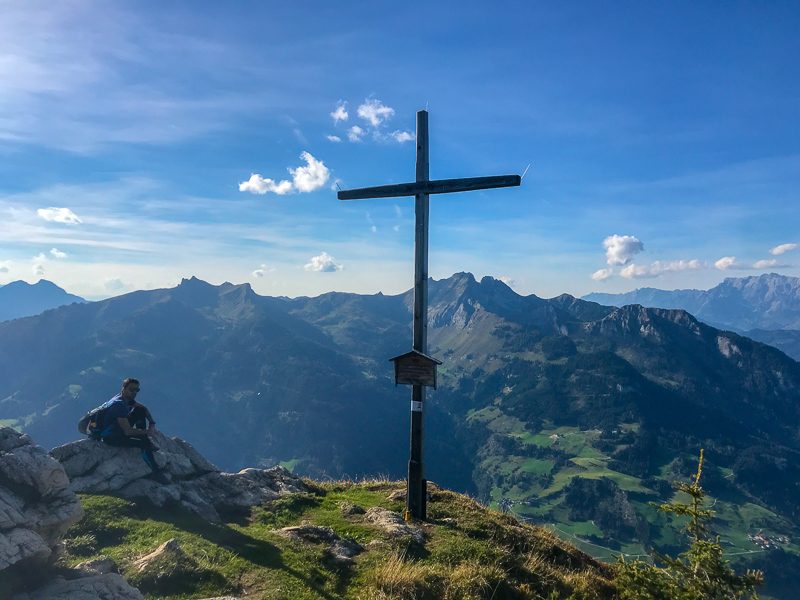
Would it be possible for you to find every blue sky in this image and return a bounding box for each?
[1,1,798,300]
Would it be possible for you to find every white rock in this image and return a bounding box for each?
[11,573,144,600]
[50,435,309,521]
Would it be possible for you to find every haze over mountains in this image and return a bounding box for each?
[0,279,85,322]
[584,273,800,360]
[2,272,800,595]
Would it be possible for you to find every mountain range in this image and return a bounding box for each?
[584,273,800,360]
[1,272,799,597]
[0,279,85,322]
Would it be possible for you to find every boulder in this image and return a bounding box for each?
[10,572,143,600]
[0,427,83,572]
[364,507,425,544]
[278,524,363,565]
[50,433,309,521]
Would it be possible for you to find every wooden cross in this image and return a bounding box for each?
[338,110,521,520]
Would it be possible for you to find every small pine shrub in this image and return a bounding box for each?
[616,449,764,599]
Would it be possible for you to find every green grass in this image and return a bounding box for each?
[54,482,617,600]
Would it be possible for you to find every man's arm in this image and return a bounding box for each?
[117,417,149,437]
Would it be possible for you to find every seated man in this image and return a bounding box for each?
[97,377,169,483]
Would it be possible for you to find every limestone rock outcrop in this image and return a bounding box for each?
[0,427,83,573]
[10,572,144,600]
[50,432,309,521]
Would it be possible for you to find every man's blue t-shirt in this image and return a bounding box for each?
[98,394,133,437]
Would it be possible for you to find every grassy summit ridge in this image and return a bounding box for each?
[62,480,615,599]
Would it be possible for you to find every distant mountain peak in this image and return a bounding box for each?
[0,279,85,322]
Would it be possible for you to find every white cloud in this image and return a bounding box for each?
[50,247,67,259]
[252,264,275,278]
[498,275,516,287]
[603,234,644,266]
[331,102,348,123]
[37,207,82,224]
[304,251,342,272]
[771,243,798,256]
[619,264,652,279]
[239,152,329,195]
[238,174,293,195]
[347,125,365,142]
[715,256,744,270]
[33,263,45,276]
[753,259,789,269]
[289,152,330,193]
[326,135,341,142]
[357,98,395,127]
[591,268,614,281]
[391,130,415,143]
[32,253,47,263]
[0,260,11,273]
[104,277,127,291]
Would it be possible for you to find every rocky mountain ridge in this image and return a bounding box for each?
[0,280,86,323]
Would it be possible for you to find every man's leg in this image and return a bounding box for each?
[101,434,162,474]
[128,405,149,430]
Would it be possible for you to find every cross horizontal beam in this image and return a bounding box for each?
[337,174,521,201]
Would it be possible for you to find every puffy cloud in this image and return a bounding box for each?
[104,278,127,291]
[603,234,644,266]
[620,259,704,279]
[753,259,789,269]
[50,248,67,259]
[357,98,395,126]
[0,260,11,273]
[239,152,329,195]
[239,174,293,195]
[715,256,744,270]
[326,135,341,142]
[391,130,415,143]
[252,263,275,278]
[289,152,330,192]
[591,268,614,281]
[347,125,365,142]
[304,251,342,272]
[37,207,82,224]
[330,101,348,123]
[771,243,798,256]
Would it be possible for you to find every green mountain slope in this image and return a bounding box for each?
[1,272,799,596]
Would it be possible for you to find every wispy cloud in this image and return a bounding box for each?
[347,126,365,142]
[37,207,82,224]
[304,251,342,272]
[239,152,330,195]
[330,101,348,123]
[390,130,415,143]
[104,277,127,291]
[591,268,613,281]
[771,243,798,256]
[603,234,643,266]
[357,98,395,127]
[326,135,342,143]
[753,258,789,269]
[620,259,703,279]
[252,263,275,278]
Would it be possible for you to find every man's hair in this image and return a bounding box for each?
[122,377,140,390]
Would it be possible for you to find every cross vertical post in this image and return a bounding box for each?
[409,110,429,520]
[337,109,520,522]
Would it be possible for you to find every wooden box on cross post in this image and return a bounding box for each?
[389,350,442,389]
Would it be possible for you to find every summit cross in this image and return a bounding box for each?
[338,109,521,520]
